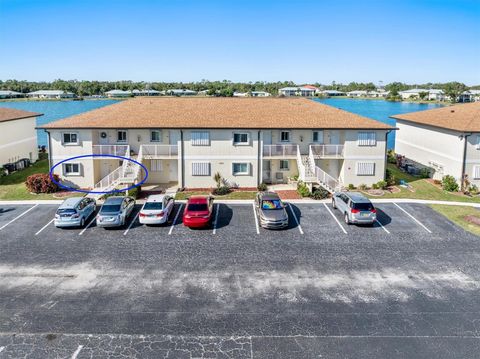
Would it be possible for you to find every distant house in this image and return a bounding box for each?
[321,90,345,96]
[459,90,480,103]
[346,90,368,97]
[278,86,316,97]
[105,90,132,98]
[167,89,197,96]
[251,91,271,97]
[132,89,161,96]
[399,88,445,101]
[427,89,445,101]
[393,102,480,188]
[233,91,248,97]
[27,90,75,99]
[367,90,389,98]
[0,107,42,166]
[0,90,24,99]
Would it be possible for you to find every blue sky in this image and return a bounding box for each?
[0,0,479,84]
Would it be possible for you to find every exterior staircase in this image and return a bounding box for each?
[300,155,317,181]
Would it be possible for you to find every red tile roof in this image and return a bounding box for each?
[0,107,42,123]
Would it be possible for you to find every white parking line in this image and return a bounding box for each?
[212,203,220,234]
[0,204,38,231]
[252,203,260,234]
[168,204,183,235]
[0,346,4,353]
[323,203,348,234]
[288,203,304,235]
[375,219,390,234]
[71,345,83,359]
[123,211,140,236]
[393,203,432,233]
[79,215,96,236]
[35,218,55,236]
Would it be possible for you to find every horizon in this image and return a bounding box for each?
[1,0,479,85]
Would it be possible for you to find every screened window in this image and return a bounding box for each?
[232,162,249,175]
[117,130,127,143]
[64,163,80,175]
[313,131,324,143]
[151,160,163,172]
[233,132,249,145]
[280,131,290,142]
[356,162,375,176]
[192,162,210,176]
[357,132,376,146]
[191,131,210,146]
[279,160,289,171]
[62,132,78,145]
[150,130,162,142]
[473,166,480,180]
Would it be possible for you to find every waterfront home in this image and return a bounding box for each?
[278,87,316,97]
[0,90,24,99]
[233,91,248,97]
[392,102,480,189]
[27,90,75,99]
[105,89,132,98]
[321,90,345,96]
[367,90,390,98]
[167,89,197,96]
[346,90,368,97]
[399,88,445,101]
[132,89,161,96]
[0,107,41,166]
[251,91,271,97]
[40,97,393,195]
[460,90,480,103]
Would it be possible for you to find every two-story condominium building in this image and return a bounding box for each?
[40,98,393,194]
[392,102,480,189]
[0,108,42,166]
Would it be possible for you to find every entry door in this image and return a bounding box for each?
[169,160,178,181]
[328,130,340,144]
[100,161,113,179]
[169,130,180,145]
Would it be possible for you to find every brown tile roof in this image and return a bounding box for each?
[40,97,393,130]
[391,102,480,132]
[0,107,42,123]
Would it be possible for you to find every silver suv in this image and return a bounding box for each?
[332,192,376,225]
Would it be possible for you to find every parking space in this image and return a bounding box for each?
[215,204,259,237]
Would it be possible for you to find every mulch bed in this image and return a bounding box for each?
[52,191,81,198]
[274,190,302,200]
[465,215,480,226]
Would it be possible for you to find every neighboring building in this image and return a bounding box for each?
[0,107,42,166]
[399,88,445,101]
[459,90,480,103]
[251,91,271,97]
[167,89,197,96]
[321,90,345,96]
[132,89,161,96]
[105,90,132,98]
[367,90,390,98]
[27,90,75,99]
[392,102,480,188]
[233,91,248,97]
[346,90,368,97]
[40,98,392,195]
[427,89,445,101]
[278,86,316,97]
[0,90,24,99]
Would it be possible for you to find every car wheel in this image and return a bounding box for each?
[332,199,337,209]
[344,213,350,225]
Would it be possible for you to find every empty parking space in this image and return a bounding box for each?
[0,204,38,231]
[215,204,258,237]
[1,204,58,238]
[295,203,348,237]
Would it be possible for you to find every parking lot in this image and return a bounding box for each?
[0,201,480,358]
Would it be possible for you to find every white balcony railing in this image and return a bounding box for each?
[263,144,298,158]
[315,166,340,192]
[92,145,130,157]
[142,144,178,158]
[310,144,345,158]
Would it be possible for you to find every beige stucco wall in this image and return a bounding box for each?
[0,117,38,166]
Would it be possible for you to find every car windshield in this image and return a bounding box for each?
[56,208,76,215]
[187,203,208,212]
[100,204,121,213]
[353,202,374,211]
[262,199,283,210]
[143,202,163,210]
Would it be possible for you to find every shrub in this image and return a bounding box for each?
[387,149,396,164]
[386,168,397,186]
[127,186,140,199]
[257,182,268,191]
[419,168,430,179]
[291,174,299,181]
[441,175,459,192]
[38,152,49,161]
[372,183,379,190]
[213,172,222,188]
[25,173,59,194]
[357,183,368,191]
[297,181,311,197]
[376,180,388,190]
[468,184,479,195]
[311,187,329,200]
[433,179,442,186]
[347,183,356,190]
[212,185,231,196]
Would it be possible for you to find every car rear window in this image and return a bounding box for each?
[143,202,163,210]
[56,208,76,215]
[100,204,121,213]
[352,202,374,211]
[187,203,208,212]
[262,199,283,210]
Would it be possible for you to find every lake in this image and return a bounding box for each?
[315,98,443,149]
[0,99,119,147]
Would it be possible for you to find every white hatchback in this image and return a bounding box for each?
[139,194,175,225]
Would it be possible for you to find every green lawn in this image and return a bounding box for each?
[0,160,81,200]
[430,204,480,237]
[364,164,480,203]
[175,190,257,200]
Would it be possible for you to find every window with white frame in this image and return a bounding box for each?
[62,132,79,145]
[356,162,375,176]
[191,131,210,146]
[280,130,290,142]
[232,162,249,175]
[192,162,210,176]
[473,165,480,180]
[357,132,377,146]
[151,160,163,172]
[233,132,249,145]
[63,163,80,175]
[150,130,162,142]
[313,130,324,143]
[117,130,127,143]
[279,160,289,171]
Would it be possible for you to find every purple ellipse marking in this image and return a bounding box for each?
[49,154,148,194]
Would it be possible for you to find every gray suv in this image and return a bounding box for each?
[332,192,377,225]
[255,192,289,229]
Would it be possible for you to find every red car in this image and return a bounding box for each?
[183,196,214,228]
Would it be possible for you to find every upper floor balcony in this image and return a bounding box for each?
[92,145,130,157]
[91,144,178,158]
[262,144,298,158]
[310,144,345,159]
